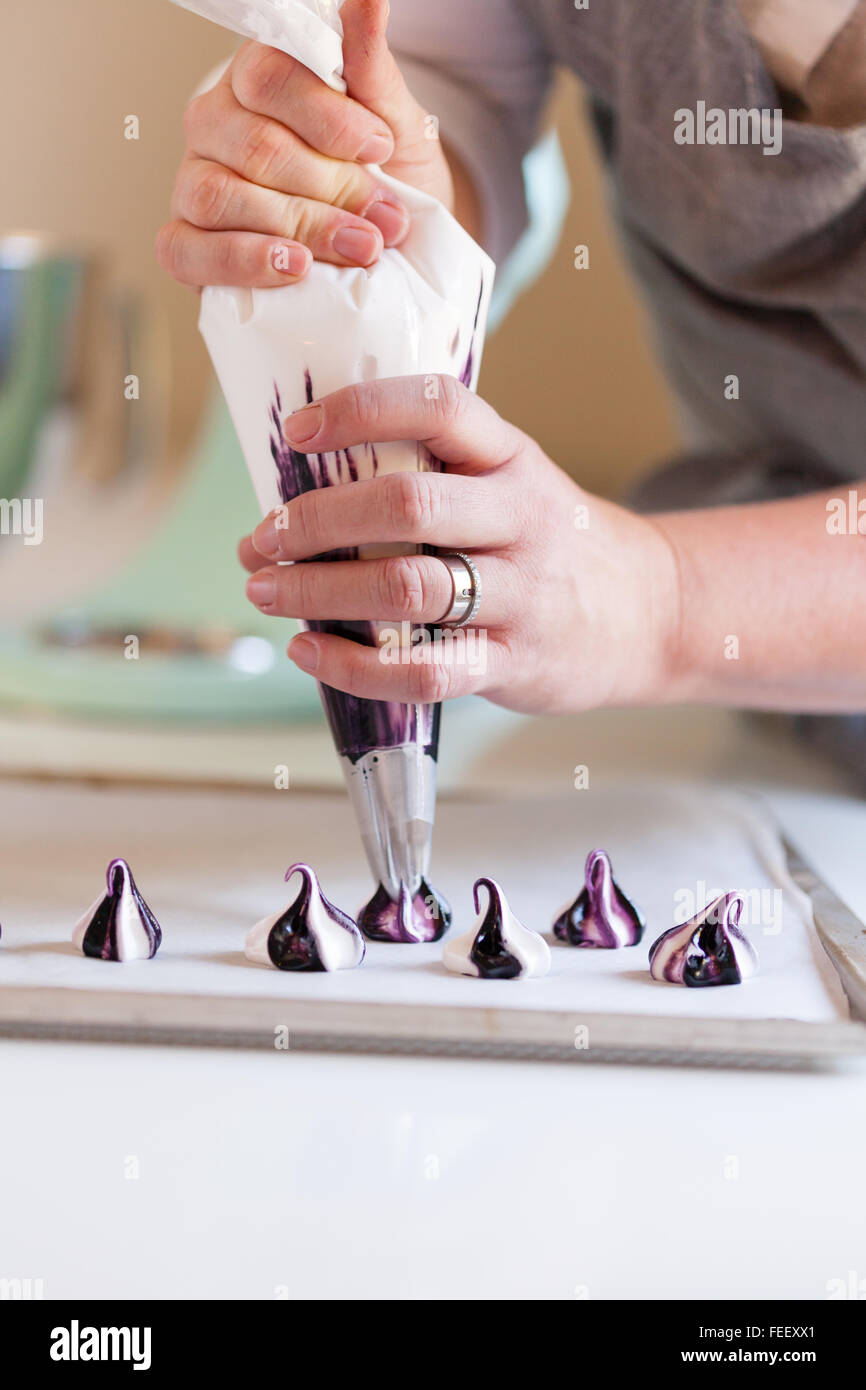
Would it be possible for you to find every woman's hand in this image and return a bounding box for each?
[156,0,454,288]
[239,376,683,716]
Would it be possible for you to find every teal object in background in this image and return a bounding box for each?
[0,393,322,723]
[0,131,569,726]
[0,253,83,499]
[486,130,570,332]
[69,391,276,634]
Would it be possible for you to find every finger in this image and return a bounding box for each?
[245,553,508,625]
[342,0,451,199]
[172,158,386,267]
[341,0,422,148]
[251,472,516,561]
[238,534,271,573]
[184,84,409,246]
[281,376,524,474]
[229,41,395,165]
[287,628,500,703]
[155,220,310,288]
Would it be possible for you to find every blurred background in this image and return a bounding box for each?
[0,0,680,781]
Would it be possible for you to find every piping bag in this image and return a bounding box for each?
[170,0,495,942]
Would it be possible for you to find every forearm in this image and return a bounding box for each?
[655,487,866,711]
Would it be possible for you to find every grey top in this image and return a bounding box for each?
[391,0,866,480]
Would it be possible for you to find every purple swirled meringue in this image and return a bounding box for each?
[553,849,645,948]
[443,878,551,980]
[72,858,162,962]
[245,863,365,972]
[648,892,758,987]
[358,878,451,944]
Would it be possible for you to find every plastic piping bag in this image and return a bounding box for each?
[170,0,495,942]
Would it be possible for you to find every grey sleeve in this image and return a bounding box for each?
[386,0,556,263]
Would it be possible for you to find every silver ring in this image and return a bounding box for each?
[436,551,482,627]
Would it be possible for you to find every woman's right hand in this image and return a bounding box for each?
[156,0,454,288]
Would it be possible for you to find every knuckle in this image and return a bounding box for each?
[328,162,365,209]
[170,159,192,219]
[182,93,207,140]
[345,643,371,692]
[188,164,232,226]
[408,657,454,705]
[289,496,319,555]
[322,108,361,156]
[334,381,382,444]
[386,472,438,536]
[154,220,179,271]
[154,221,190,281]
[346,381,381,432]
[382,556,425,619]
[432,373,466,424]
[286,198,320,245]
[233,43,294,113]
[240,117,289,186]
[211,231,239,280]
[285,564,314,616]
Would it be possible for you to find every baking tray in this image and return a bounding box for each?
[0,774,864,1067]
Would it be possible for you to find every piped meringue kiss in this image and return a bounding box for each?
[72,858,162,962]
[443,878,551,980]
[245,863,365,972]
[553,849,645,948]
[648,892,758,987]
[358,878,451,944]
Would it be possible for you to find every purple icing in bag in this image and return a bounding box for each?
[170,0,494,934]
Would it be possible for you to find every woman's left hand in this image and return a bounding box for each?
[240,375,682,715]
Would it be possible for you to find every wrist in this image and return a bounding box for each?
[636,514,690,707]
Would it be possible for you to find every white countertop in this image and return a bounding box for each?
[3,1039,864,1300]
[1,702,864,1299]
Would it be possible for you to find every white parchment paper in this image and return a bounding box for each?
[0,778,848,1024]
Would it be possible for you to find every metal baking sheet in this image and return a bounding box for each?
[0,779,863,1066]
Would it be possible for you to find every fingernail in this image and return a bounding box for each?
[272,243,310,276]
[246,571,277,607]
[333,225,381,265]
[357,131,394,164]
[253,516,282,558]
[363,195,409,246]
[284,403,323,444]
[290,636,319,672]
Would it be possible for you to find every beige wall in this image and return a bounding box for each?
[2,1,679,497]
[483,75,680,494]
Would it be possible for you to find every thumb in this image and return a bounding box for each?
[340,0,419,143]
